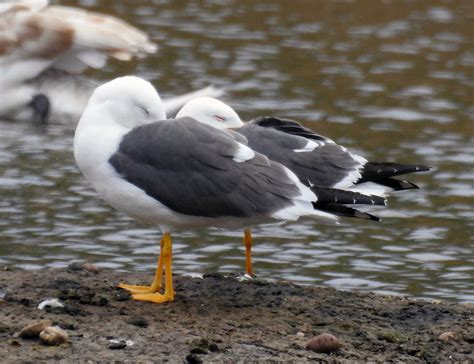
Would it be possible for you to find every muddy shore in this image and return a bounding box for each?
[0,265,472,363]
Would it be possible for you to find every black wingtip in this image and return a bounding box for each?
[359,162,433,184]
[311,185,386,206]
[415,164,434,172]
[251,116,329,142]
[313,202,381,222]
[353,210,381,222]
[375,178,420,191]
[407,182,420,190]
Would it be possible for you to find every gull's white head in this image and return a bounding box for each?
[176,97,243,130]
[81,76,166,129]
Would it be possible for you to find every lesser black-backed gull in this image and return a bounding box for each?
[0,0,222,123]
[74,76,386,303]
[176,97,432,275]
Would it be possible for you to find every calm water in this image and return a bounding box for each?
[0,0,473,302]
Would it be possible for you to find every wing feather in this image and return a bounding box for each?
[109,118,305,219]
[240,120,365,188]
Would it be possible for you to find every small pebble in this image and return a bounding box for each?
[8,338,21,346]
[126,316,149,328]
[0,322,11,333]
[91,295,109,306]
[19,298,31,307]
[208,343,220,352]
[190,347,208,354]
[109,340,127,350]
[39,326,69,346]
[81,263,100,273]
[67,262,100,273]
[296,331,305,338]
[463,333,474,344]
[438,331,456,342]
[115,290,131,302]
[306,333,341,353]
[19,320,53,339]
[185,353,203,364]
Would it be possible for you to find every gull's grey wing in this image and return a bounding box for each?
[240,118,365,188]
[108,117,302,218]
[245,116,431,192]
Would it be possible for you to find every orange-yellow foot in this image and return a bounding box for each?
[132,292,174,303]
[118,283,160,294]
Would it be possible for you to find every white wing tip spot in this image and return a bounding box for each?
[232,144,255,163]
[293,140,319,153]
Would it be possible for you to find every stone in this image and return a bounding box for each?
[185,353,203,364]
[39,326,69,345]
[8,338,21,346]
[81,263,100,273]
[208,343,220,352]
[19,320,53,339]
[190,347,208,354]
[109,339,130,350]
[306,333,341,353]
[67,262,100,273]
[377,330,409,344]
[0,321,11,333]
[438,331,456,342]
[126,316,149,328]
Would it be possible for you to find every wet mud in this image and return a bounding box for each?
[0,265,472,363]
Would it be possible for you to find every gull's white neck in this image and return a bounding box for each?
[74,103,130,187]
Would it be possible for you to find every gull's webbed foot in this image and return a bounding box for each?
[120,232,174,304]
[118,283,160,294]
[132,291,174,303]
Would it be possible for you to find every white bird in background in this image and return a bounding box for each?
[0,0,223,123]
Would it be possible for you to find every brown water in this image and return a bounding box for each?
[0,0,473,302]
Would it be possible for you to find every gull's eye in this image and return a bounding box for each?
[213,115,226,122]
[139,106,150,116]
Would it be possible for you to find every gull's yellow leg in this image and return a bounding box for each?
[118,239,164,294]
[133,233,175,303]
[244,229,253,276]
[161,232,175,300]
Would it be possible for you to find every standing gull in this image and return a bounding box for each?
[176,97,432,275]
[74,76,386,303]
[0,0,222,123]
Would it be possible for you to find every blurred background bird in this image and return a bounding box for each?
[0,0,222,124]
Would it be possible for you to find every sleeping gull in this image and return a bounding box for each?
[176,97,432,275]
[74,76,386,303]
[0,0,223,123]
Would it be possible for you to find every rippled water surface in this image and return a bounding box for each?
[1,0,473,302]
